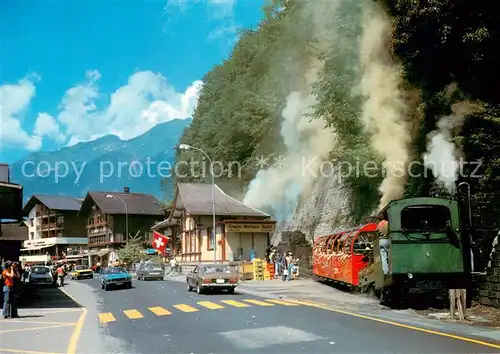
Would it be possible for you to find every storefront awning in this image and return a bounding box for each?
[21,244,54,251]
[97,250,110,257]
[65,254,86,259]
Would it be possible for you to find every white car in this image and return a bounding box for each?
[29,265,55,287]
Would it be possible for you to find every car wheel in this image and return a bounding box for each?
[187,282,192,291]
[127,282,132,289]
[227,287,235,294]
[196,283,203,294]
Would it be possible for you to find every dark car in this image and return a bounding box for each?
[186,264,238,294]
[137,263,164,281]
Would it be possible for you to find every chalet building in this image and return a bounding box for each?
[20,195,88,264]
[164,183,276,263]
[79,188,164,266]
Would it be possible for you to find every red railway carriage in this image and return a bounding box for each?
[313,223,378,287]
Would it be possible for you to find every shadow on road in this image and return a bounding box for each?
[8,284,82,309]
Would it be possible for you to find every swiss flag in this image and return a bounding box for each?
[152,231,169,254]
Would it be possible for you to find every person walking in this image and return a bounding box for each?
[2,261,19,319]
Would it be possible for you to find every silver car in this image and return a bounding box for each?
[29,266,55,287]
[137,263,164,281]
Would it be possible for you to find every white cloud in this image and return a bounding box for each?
[0,77,42,151]
[166,0,236,18]
[55,70,203,145]
[2,69,202,151]
[34,113,65,143]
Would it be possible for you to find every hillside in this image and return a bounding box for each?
[174,0,500,267]
[10,118,191,202]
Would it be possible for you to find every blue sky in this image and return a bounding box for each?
[0,0,265,163]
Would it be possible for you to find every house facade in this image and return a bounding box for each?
[0,163,24,263]
[168,183,275,263]
[20,195,88,264]
[79,188,164,266]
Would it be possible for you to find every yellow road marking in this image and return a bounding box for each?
[266,299,299,306]
[149,306,172,316]
[67,308,87,354]
[197,301,225,310]
[0,349,63,354]
[243,299,275,306]
[290,299,500,350]
[98,312,116,323]
[220,300,250,308]
[173,304,199,312]
[0,324,75,334]
[0,320,78,325]
[123,309,144,319]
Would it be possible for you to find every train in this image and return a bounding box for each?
[312,197,470,306]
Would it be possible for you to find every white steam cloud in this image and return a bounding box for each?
[423,101,476,192]
[243,87,335,224]
[359,5,411,210]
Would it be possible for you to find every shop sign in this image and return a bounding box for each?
[225,223,275,233]
[24,238,56,248]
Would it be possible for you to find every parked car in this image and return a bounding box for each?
[29,265,55,287]
[137,263,164,281]
[100,266,132,291]
[186,264,238,294]
[70,265,93,280]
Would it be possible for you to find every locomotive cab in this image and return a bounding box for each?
[375,197,467,304]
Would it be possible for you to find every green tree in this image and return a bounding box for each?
[117,232,145,265]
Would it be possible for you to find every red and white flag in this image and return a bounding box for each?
[152,231,169,254]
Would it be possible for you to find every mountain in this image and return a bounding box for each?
[10,118,191,203]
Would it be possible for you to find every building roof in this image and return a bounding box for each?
[0,222,28,241]
[79,191,164,216]
[173,183,269,218]
[22,195,82,216]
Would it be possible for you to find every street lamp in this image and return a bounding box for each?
[106,194,128,244]
[178,143,217,263]
[458,181,474,272]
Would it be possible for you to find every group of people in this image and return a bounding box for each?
[1,261,21,319]
[268,249,300,281]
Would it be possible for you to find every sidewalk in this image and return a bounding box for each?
[0,286,85,354]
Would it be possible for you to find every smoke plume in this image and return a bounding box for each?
[359,5,411,210]
[423,101,477,192]
[243,86,335,224]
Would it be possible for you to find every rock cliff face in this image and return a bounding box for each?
[272,176,352,245]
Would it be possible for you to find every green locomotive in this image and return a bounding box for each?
[358,197,469,305]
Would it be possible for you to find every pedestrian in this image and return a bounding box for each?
[169,258,176,275]
[281,252,288,281]
[286,252,293,281]
[2,261,19,319]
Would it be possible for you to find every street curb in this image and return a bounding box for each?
[235,286,286,300]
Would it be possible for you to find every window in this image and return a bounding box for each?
[29,218,34,227]
[353,232,376,255]
[207,227,214,250]
[401,205,451,232]
[30,232,34,239]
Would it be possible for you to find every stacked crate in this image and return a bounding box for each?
[478,242,500,308]
[253,258,265,281]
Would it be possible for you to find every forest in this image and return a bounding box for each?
[173,0,500,268]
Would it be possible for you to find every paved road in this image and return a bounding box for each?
[58,276,500,354]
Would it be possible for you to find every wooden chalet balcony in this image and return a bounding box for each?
[86,221,108,229]
[88,234,126,246]
[41,223,63,230]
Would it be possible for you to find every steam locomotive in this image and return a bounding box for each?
[312,197,470,305]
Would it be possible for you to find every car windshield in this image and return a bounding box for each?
[147,264,162,269]
[32,267,49,274]
[203,266,231,273]
[75,266,86,270]
[105,267,126,274]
